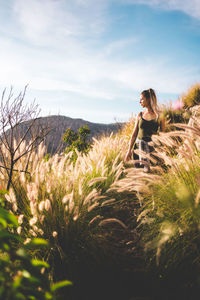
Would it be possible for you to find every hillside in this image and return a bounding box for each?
[11,115,123,154]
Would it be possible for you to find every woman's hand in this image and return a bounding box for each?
[125,112,140,162]
[125,150,132,161]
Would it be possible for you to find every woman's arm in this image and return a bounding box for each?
[125,113,140,161]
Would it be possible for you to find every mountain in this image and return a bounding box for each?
[13,115,124,154]
[44,115,123,153]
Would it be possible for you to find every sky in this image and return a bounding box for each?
[0,0,200,124]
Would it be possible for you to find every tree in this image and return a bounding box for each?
[63,125,91,163]
[0,86,50,190]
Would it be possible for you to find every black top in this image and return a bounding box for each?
[137,113,159,142]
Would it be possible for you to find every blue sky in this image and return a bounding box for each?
[0,0,199,124]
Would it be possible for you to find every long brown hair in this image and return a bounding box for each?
[141,88,159,116]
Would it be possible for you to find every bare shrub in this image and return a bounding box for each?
[0,86,50,190]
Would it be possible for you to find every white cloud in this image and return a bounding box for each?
[12,0,200,51]
[166,0,200,19]
[0,30,198,102]
[12,0,109,45]
[0,0,199,124]
[0,1,198,96]
[102,37,138,56]
[121,0,200,19]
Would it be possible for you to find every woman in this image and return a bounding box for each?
[125,88,165,172]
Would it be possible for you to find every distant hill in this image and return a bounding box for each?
[11,115,124,154]
[44,115,123,153]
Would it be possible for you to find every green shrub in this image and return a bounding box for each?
[160,104,191,132]
[63,125,91,163]
[182,83,200,108]
[0,200,72,300]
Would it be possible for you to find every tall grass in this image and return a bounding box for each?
[1,132,141,284]
[111,113,200,296]
[3,105,200,298]
[182,83,200,108]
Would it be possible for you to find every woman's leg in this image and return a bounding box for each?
[138,140,150,172]
[133,143,141,168]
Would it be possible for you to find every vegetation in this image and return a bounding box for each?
[1,83,200,299]
[0,195,71,300]
[0,132,137,298]
[182,83,200,108]
[159,101,191,132]
[114,111,200,298]
[63,125,91,163]
[0,86,50,190]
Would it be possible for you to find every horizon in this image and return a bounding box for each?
[0,0,199,124]
[39,113,126,125]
